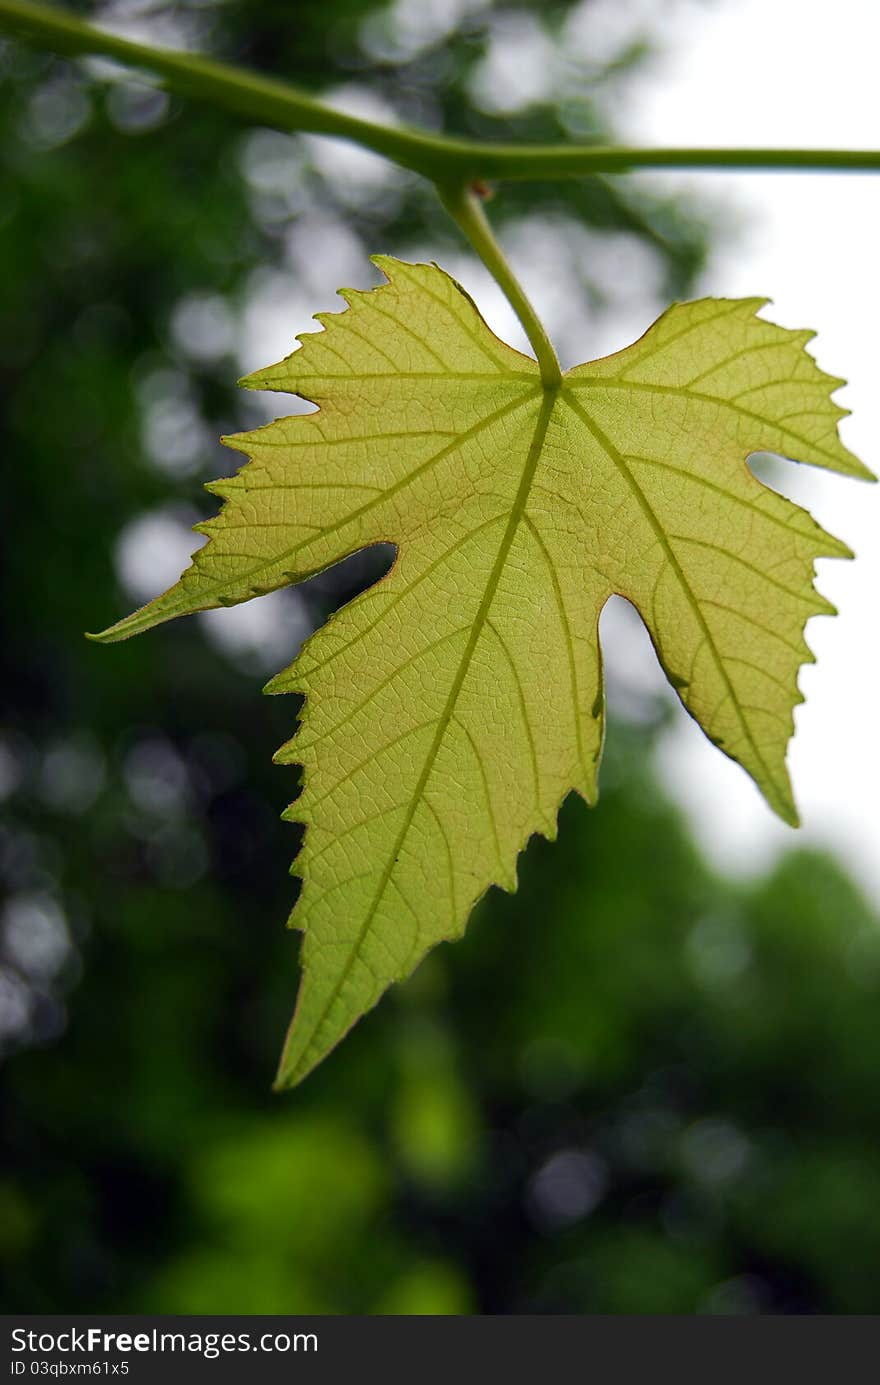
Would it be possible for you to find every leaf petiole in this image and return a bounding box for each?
[439,185,562,390]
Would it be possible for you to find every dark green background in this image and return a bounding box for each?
[2,0,879,1315]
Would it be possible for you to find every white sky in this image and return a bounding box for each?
[619,0,880,898]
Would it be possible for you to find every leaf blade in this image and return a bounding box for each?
[95,261,872,1083]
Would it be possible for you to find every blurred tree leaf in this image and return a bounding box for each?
[92,258,869,1087]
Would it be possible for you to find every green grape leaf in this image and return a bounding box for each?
[93,257,873,1086]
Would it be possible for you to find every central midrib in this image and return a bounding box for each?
[289,388,558,1080]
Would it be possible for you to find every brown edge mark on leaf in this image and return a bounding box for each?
[561,295,874,829]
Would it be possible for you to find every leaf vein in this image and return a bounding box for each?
[293,392,556,1070]
[563,391,788,812]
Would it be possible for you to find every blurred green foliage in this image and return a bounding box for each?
[2,0,879,1315]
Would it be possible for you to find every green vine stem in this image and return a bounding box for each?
[2,1,879,182]
[3,0,880,397]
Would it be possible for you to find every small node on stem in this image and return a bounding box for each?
[470,179,495,201]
